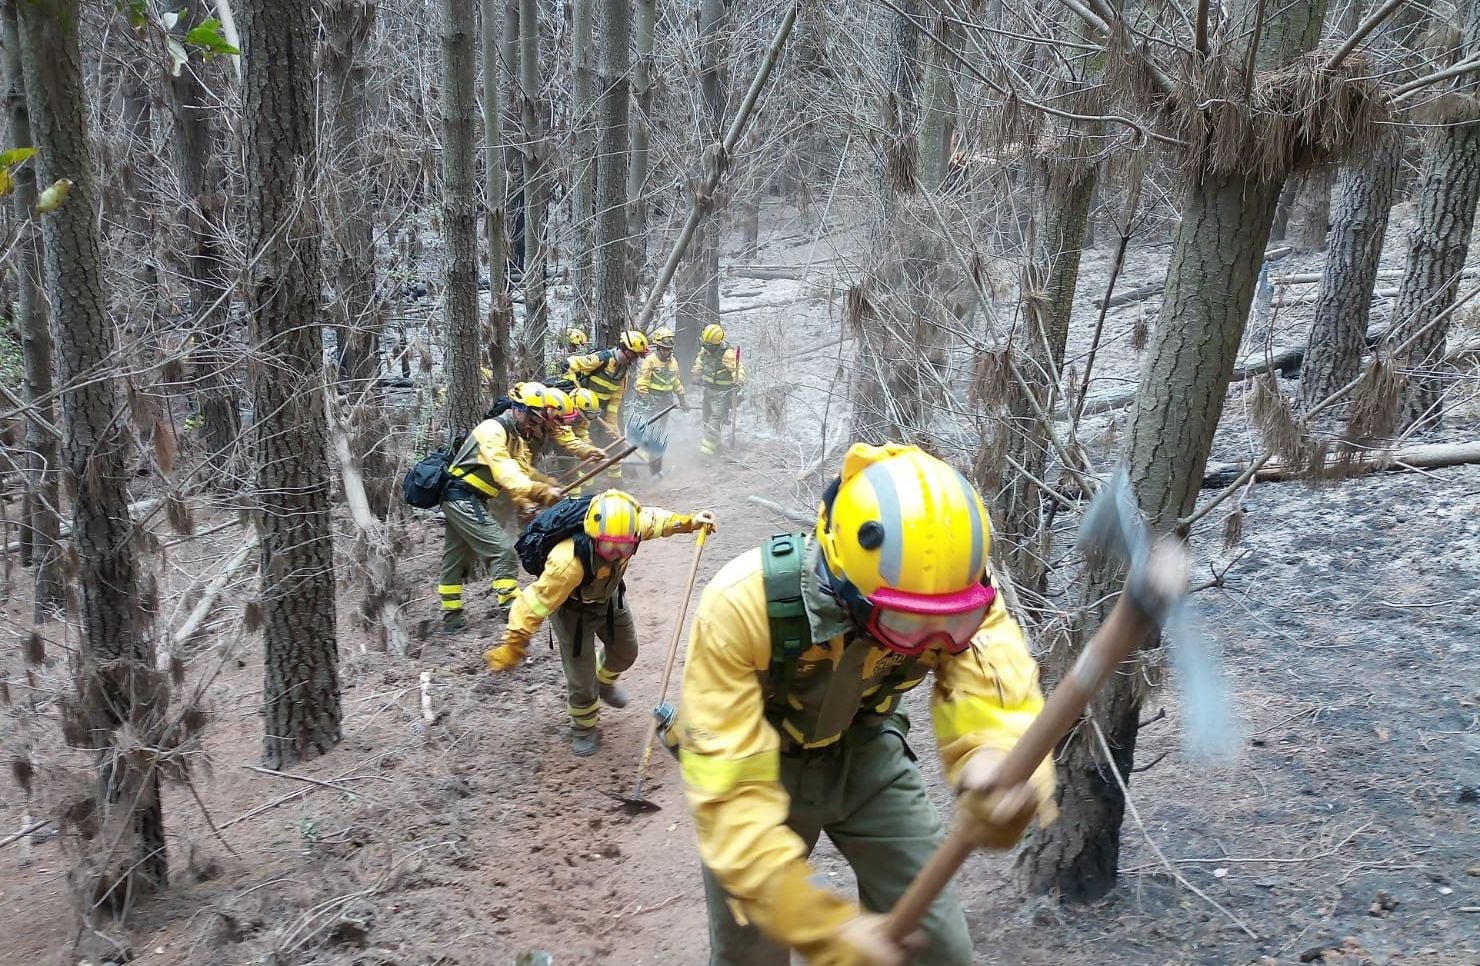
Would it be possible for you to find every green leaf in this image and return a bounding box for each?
[0,147,36,169]
[185,18,240,57]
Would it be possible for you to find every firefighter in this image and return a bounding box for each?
[484,490,717,756]
[536,385,606,496]
[673,443,1056,964]
[692,323,745,458]
[566,329,650,479]
[634,327,688,414]
[547,327,591,379]
[437,384,566,632]
[560,387,609,497]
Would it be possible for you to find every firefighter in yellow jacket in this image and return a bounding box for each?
[692,323,745,457]
[674,443,1055,964]
[484,491,717,756]
[634,327,688,413]
[437,384,565,632]
[566,329,649,479]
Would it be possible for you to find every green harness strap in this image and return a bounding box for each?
[761,532,812,705]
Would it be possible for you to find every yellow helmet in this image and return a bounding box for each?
[619,330,649,355]
[571,387,602,418]
[650,327,676,349]
[585,489,642,560]
[565,328,589,349]
[509,381,548,408]
[701,323,726,346]
[542,385,580,424]
[816,444,995,655]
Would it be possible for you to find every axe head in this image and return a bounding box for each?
[1079,470,1235,762]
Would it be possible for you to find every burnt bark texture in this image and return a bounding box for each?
[592,0,632,343]
[1387,0,1480,430]
[1291,165,1334,252]
[440,0,483,438]
[164,0,240,466]
[2,0,63,611]
[17,0,167,903]
[1017,0,1327,901]
[480,0,511,384]
[518,0,548,365]
[242,0,342,769]
[1300,128,1400,414]
[675,0,726,365]
[626,0,656,295]
[568,0,595,325]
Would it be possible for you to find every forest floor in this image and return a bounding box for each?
[2,202,1479,965]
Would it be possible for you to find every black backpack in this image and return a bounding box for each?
[515,496,595,577]
[403,447,455,508]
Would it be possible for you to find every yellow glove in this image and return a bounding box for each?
[820,914,919,966]
[484,636,528,673]
[529,482,563,507]
[681,510,718,534]
[955,748,1057,850]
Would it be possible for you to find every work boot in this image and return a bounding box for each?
[598,681,629,709]
[441,610,467,635]
[570,725,600,757]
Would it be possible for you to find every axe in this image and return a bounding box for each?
[885,470,1213,941]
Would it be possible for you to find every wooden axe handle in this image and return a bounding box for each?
[560,443,637,495]
[885,590,1159,941]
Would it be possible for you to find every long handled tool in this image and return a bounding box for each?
[556,404,678,494]
[606,527,710,814]
[885,472,1194,942]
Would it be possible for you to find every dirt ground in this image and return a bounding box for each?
[3,202,1479,965]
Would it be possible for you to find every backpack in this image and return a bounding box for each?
[761,533,813,698]
[515,496,596,578]
[487,396,512,418]
[403,446,455,509]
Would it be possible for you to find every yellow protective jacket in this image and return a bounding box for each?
[692,346,745,391]
[445,414,542,502]
[636,353,686,398]
[504,507,698,648]
[676,540,1051,962]
[549,424,604,462]
[566,349,636,416]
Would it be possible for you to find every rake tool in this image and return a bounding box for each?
[605,527,709,814]
[626,402,678,476]
[557,404,677,495]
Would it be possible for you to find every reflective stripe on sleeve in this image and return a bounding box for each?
[679,749,780,795]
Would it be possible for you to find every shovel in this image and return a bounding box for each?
[605,527,710,814]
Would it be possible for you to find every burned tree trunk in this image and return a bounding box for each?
[1300,128,1400,414]
[627,0,656,294]
[1,0,63,612]
[592,0,632,342]
[480,0,511,385]
[163,0,240,467]
[440,0,484,438]
[1291,165,1334,252]
[568,0,595,326]
[17,0,167,902]
[518,0,548,363]
[242,0,342,768]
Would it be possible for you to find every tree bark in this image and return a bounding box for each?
[518,0,548,366]
[162,0,240,467]
[1388,0,1480,430]
[480,0,511,385]
[1291,165,1335,252]
[17,0,167,902]
[916,7,955,190]
[1,0,63,612]
[626,0,656,295]
[568,0,595,325]
[439,0,483,438]
[592,0,632,342]
[242,0,342,769]
[1300,127,1400,414]
[1017,0,1327,902]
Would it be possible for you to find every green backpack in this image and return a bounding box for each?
[761,532,813,697]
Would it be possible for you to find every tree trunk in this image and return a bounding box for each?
[163,0,240,467]
[480,0,512,385]
[568,0,595,325]
[626,0,656,295]
[1291,165,1335,252]
[1017,0,1327,902]
[999,161,1097,599]
[518,0,548,367]
[592,0,632,342]
[440,0,483,438]
[242,0,342,769]
[1300,128,1400,414]
[1,0,63,612]
[1388,0,1480,430]
[916,8,955,190]
[17,0,167,903]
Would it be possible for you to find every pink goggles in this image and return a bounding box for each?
[593,535,639,560]
[864,582,995,656]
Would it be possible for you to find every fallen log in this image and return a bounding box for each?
[746,495,814,527]
[330,413,411,657]
[162,534,259,668]
[1273,268,1480,287]
[1201,440,1480,488]
[725,263,838,281]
